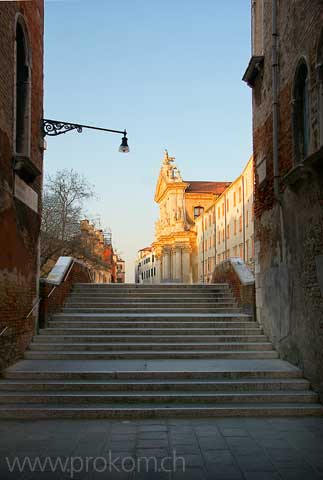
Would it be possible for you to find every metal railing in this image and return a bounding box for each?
[0,327,8,338]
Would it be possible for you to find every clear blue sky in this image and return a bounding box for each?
[44,0,252,282]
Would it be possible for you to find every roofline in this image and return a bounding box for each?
[194,155,254,217]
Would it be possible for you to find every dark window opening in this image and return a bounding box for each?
[317,29,323,147]
[16,22,30,155]
[194,206,204,219]
[293,62,309,163]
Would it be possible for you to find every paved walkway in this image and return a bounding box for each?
[1,417,323,479]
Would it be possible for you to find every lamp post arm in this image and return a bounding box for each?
[42,118,127,137]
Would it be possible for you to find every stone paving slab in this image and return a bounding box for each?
[0,417,323,479]
[4,358,301,373]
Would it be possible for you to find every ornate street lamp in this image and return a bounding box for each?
[42,119,129,153]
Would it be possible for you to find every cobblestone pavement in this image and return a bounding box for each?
[0,417,323,479]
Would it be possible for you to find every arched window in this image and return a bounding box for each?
[15,19,31,156]
[317,29,323,147]
[293,60,310,163]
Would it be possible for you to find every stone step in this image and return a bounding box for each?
[65,298,237,305]
[41,327,264,335]
[3,369,305,380]
[24,350,279,360]
[69,293,233,298]
[49,321,258,329]
[52,312,254,322]
[34,335,267,343]
[0,378,310,392]
[62,307,241,314]
[0,391,317,405]
[73,283,230,289]
[0,403,322,419]
[72,288,232,295]
[29,341,274,352]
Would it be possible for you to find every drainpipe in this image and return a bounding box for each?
[272,0,280,202]
[272,0,286,264]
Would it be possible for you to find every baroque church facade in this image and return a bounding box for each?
[138,151,229,283]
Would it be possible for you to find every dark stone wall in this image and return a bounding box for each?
[252,0,323,398]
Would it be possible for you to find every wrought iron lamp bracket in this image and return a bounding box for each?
[42,119,83,137]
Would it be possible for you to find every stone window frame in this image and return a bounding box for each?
[13,14,32,159]
[292,57,311,164]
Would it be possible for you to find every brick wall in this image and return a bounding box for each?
[0,1,44,371]
[250,0,323,398]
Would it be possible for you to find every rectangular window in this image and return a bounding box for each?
[234,219,237,235]
[218,207,220,219]
[227,198,229,212]
[194,206,204,219]
[239,186,242,203]
[227,225,230,239]
[218,231,221,244]
[222,203,225,216]
[239,215,242,232]
[246,211,249,227]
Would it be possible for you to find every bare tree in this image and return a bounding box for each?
[41,169,94,265]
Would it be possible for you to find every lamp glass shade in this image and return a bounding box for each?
[119,135,130,153]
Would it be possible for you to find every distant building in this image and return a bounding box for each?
[80,220,112,283]
[0,1,45,369]
[135,247,157,284]
[116,256,126,283]
[137,151,230,283]
[195,157,254,283]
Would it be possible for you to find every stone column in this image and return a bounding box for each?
[182,248,192,284]
[174,247,182,282]
[162,248,171,282]
[155,256,161,284]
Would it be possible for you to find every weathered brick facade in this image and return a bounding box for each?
[0,1,44,370]
[246,1,323,397]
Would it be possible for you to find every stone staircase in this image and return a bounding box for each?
[0,283,322,418]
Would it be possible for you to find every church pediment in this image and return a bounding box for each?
[154,171,168,203]
[154,150,187,203]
